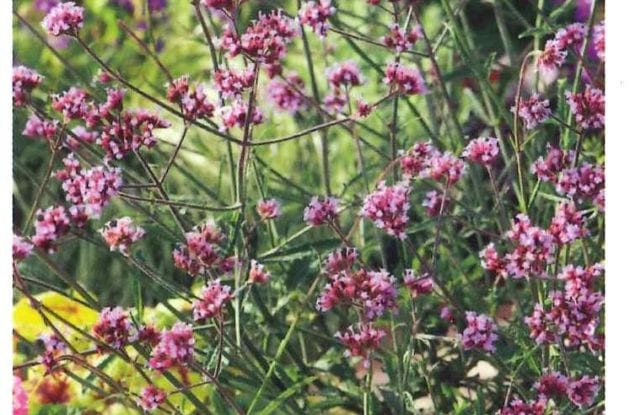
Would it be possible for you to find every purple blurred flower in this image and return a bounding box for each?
[35,0,59,13]
[148,0,167,13]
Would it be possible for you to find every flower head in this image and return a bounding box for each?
[256,199,281,220]
[565,86,605,130]
[512,94,551,130]
[42,2,84,36]
[335,324,385,368]
[13,235,33,262]
[462,137,500,166]
[192,280,232,321]
[384,63,426,95]
[99,217,145,256]
[461,311,499,352]
[149,322,195,371]
[249,260,271,284]
[92,307,135,349]
[13,66,43,107]
[361,181,411,239]
[304,196,339,226]
[138,385,166,412]
[299,0,336,37]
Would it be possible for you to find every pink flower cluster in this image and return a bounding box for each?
[137,385,166,412]
[400,141,466,184]
[402,269,433,298]
[530,145,575,183]
[317,262,397,320]
[360,181,411,239]
[303,196,340,226]
[299,0,336,38]
[556,162,605,206]
[32,206,71,252]
[548,201,588,244]
[538,40,567,73]
[525,263,604,350]
[149,322,195,371]
[479,243,507,279]
[383,63,426,95]
[554,22,586,50]
[92,307,135,350]
[213,66,256,100]
[192,280,233,321]
[462,137,500,166]
[99,109,171,160]
[13,235,33,262]
[382,24,422,53]
[166,76,215,121]
[51,87,91,121]
[13,66,43,107]
[13,376,28,415]
[217,99,264,131]
[499,397,547,415]
[512,94,551,130]
[461,311,498,352]
[22,114,58,141]
[266,73,306,114]
[565,85,605,130]
[249,260,271,284]
[505,214,556,278]
[201,0,238,11]
[218,10,297,70]
[335,324,386,368]
[256,198,282,220]
[422,190,449,217]
[324,247,358,275]
[55,154,123,221]
[326,61,364,89]
[593,21,605,61]
[172,220,233,276]
[41,2,84,37]
[99,217,145,256]
[534,371,600,407]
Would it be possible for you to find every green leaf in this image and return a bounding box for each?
[258,376,316,415]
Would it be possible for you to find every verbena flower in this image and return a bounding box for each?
[324,247,359,275]
[462,137,500,166]
[548,201,588,244]
[567,376,599,407]
[51,87,91,121]
[335,324,385,368]
[530,146,575,183]
[479,243,507,278]
[461,311,498,352]
[382,23,421,53]
[499,397,547,415]
[41,2,84,37]
[303,196,339,226]
[39,334,67,374]
[13,66,43,107]
[402,269,433,298]
[22,113,58,141]
[137,385,166,412]
[422,190,449,217]
[565,86,605,130]
[555,162,604,203]
[192,280,233,321]
[538,40,566,73]
[249,260,271,284]
[512,94,551,130]
[554,22,585,50]
[592,21,605,61]
[149,322,195,371]
[361,181,411,239]
[326,61,363,88]
[213,66,256,100]
[92,307,135,349]
[13,235,33,262]
[217,99,263,131]
[99,217,145,256]
[299,0,336,38]
[173,220,229,276]
[32,205,71,252]
[256,199,281,220]
[534,371,569,400]
[267,73,306,114]
[383,62,426,95]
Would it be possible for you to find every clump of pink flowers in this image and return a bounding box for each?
[51,87,91,121]
[403,269,433,298]
[256,198,281,220]
[326,61,364,89]
[513,94,551,130]
[13,235,33,262]
[548,201,588,244]
[137,385,166,412]
[213,66,256,100]
[99,217,145,256]
[32,205,71,252]
[538,40,567,73]
[266,73,306,114]
[249,260,271,284]
[13,66,43,107]
[335,324,386,368]
[461,311,499,352]
[92,307,135,350]
[149,322,195,371]
[41,2,84,36]
[299,0,336,38]
[192,280,233,321]
[360,181,411,239]
[382,24,422,52]
[462,137,500,166]
[303,196,340,226]
[22,114,58,140]
[422,190,449,217]
[383,63,426,95]
[565,85,605,130]
[172,220,232,276]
